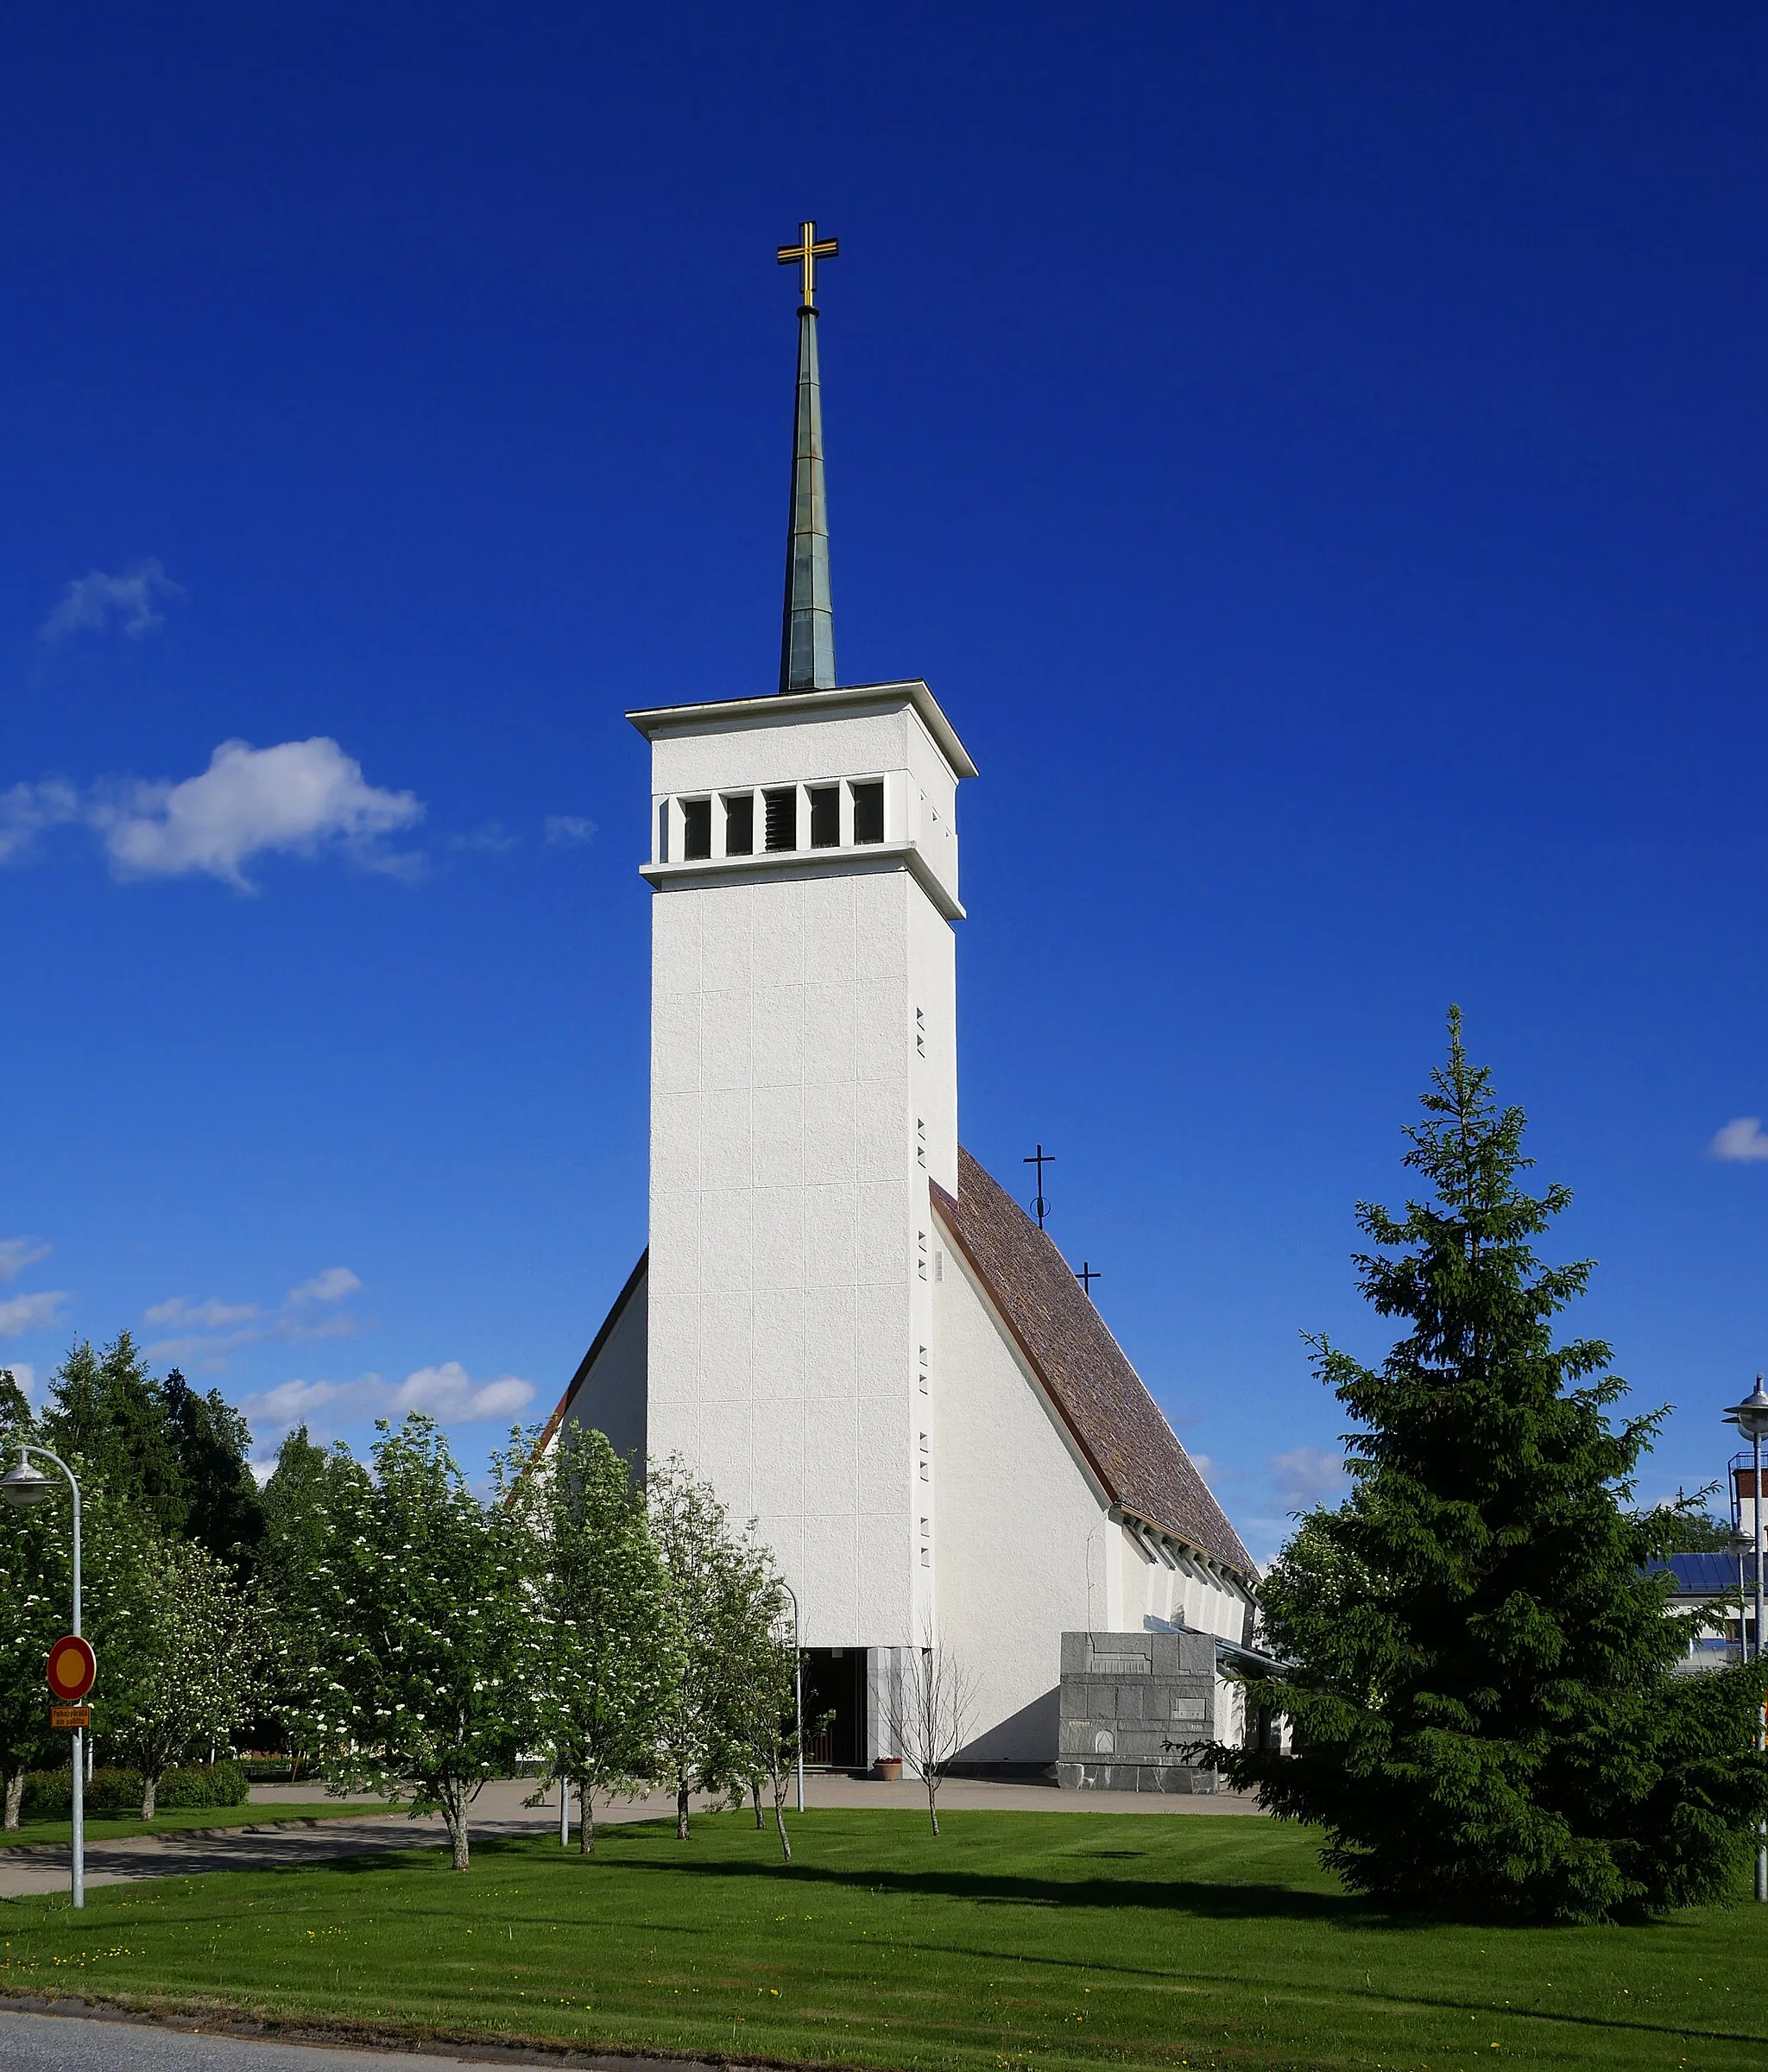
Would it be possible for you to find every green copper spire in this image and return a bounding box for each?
[776,221,838,692]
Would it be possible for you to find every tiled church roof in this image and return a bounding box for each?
[932,1148,1256,1579]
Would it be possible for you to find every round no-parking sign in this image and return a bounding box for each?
[46,1634,96,1702]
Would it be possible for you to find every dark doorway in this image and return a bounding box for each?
[799,1647,867,1767]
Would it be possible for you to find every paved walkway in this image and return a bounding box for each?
[0,1773,1263,1898]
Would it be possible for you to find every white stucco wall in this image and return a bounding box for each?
[928,1223,1257,1766]
[1107,1525,1253,1645]
[930,1236,1108,1760]
[641,687,965,1658]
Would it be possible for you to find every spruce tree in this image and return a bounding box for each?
[162,1370,265,1576]
[44,1334,186,1535]
[1210,1011,1768,1921]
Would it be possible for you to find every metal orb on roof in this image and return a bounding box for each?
[0,1459,53,1510]
[1725,1375,1768,1440]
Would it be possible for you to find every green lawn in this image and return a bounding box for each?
[0,1803,400,1849]
[0,1809,1763,2071]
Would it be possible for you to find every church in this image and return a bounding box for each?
[541,224,1260,1785]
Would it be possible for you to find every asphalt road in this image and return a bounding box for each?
[0,2006,657,2070]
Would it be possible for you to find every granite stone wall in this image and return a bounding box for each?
[1056,1629,1219,1792]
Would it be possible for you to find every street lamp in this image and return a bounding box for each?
[1724,1376,1768,1905]
[1,1446,85,1909]
[779,1581,805,1814]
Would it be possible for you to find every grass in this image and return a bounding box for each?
[0,1808,1762,2071]
[0,1803,400,1849]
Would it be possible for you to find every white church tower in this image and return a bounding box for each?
[546,224,1262,1781]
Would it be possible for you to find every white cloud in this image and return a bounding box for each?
[0,1239,50,1287]
[248,1378,350,1430]
[3,1363,36,1403]
[394,1361,534,1423]
[1267,1444,1349,1509]
[143,1295,261,1330]
[97,738,423,891]
[544,814,597,847]
[287,1267,362,1306]
[0,1291,68,1339]
[1712,1117,1768,1163]
[452,823,519,854]
[143,1264,365,1368]
[1,740,424,888]
[0,780,80,863]
[41,559,184,644]
[240,1361,536,1447]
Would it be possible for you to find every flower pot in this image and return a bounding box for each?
[875,1757,903,1781]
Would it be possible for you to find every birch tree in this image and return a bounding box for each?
[517,1422,678,1852]
[718,1572,800,1863]
[648,1458,758,1840]
[291,1415,538,1870]
[105,1536,268,1817]
[884,1634,976,1835]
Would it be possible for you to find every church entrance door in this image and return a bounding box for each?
[799,1646,868,1768]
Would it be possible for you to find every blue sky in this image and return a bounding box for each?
[3,4,1767,1555]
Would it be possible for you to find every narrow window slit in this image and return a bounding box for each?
[808,785,839,848]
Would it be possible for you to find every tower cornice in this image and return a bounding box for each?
[627,678,978,782]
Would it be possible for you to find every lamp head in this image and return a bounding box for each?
[1724,1375,1768,1439]
[0,1458,52,1511]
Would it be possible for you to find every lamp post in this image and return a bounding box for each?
[1724,1376,1768,1904]
[780,1581,804,1813]
[1,1447,84,1910]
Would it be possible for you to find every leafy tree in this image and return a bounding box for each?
[648,1458,757,1840]
[714,1563,800,1862]
[1658,1507,1740,1555]
[0,1372,60,1826]
[260,1425,368,1607]
[257,1425,370,1768]
[162,1370,265,1576]
[43,1336,186,1538]
[1204,1012,1768,1921]
[517,1422,678,1853]
[289,1415,538,1869]
[104,1536,268,1817]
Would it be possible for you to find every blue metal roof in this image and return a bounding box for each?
[1647,1552,1740,1595]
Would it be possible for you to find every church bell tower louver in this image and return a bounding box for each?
[628,224,975,1670]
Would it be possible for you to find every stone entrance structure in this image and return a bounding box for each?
[1058,1628,1222,1791]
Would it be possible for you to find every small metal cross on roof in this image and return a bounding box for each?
[1024,1143,1055,1230]
[777,220,839,310]
[1076,1260,1101,1298]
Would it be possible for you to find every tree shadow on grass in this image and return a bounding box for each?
[536,1848,1365,1927]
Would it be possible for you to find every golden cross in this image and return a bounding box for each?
[777,220,839,309]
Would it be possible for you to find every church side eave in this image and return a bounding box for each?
[932,1155,1258,1584]
[531,1246,648,1462]
[936,1187,1242,1586]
